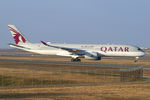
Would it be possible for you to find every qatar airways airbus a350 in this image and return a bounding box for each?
[8,25,145,62]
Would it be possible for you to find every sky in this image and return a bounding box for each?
[0,0,150,48]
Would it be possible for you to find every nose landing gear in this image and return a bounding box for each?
[134,57,139,62]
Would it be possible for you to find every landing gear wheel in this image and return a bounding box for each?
[77,59,81,62]
[71,58,81,62]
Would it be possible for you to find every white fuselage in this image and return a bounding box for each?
[11,43,145,58]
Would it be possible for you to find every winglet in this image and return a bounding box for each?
[41,41,60,48]
[41,41,49,46]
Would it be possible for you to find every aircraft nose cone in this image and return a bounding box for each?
[140,51,145,57]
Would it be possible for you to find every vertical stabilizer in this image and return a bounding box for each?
[8,25,30,44]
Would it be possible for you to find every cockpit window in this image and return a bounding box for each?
[137,47,144,52]
[138,48,141,50]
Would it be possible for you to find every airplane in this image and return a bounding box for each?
[8,24,145,62]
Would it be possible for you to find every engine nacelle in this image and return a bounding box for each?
[84,52,101,60]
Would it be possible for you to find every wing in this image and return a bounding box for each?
[41,41,85,55]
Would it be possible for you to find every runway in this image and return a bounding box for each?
[0,58,149,69]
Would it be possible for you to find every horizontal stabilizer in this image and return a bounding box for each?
[9,43,30,50]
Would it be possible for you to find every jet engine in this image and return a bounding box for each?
[84,52,101,60]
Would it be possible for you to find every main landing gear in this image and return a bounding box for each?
[71,58,81,62]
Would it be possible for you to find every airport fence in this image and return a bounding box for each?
[0,67,143,88]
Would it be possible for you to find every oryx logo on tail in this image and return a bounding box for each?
[8,25,27,44]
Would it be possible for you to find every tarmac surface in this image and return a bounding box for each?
[0,58,149,69]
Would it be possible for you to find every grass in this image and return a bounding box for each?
[0,82,150,100]
[0,54,149,100]
[0,75,79,87]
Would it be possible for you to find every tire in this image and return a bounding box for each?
[71,58,81,62]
